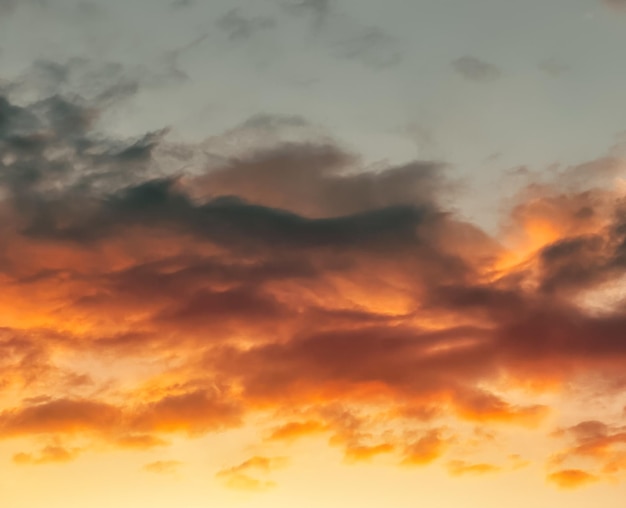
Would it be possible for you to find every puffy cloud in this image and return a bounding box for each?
[547,469,598,489]
[1,73,626,490]
[401,430,449,466]
[550,419,626,481]
[0,399,121,437]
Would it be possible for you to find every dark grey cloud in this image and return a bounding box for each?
[192,143,450,218]
[21,175,436,254]
[0,82,461,286]
[451,56,502,83]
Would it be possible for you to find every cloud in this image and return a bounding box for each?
[547,469,598,489]
[216,9,275,42]
[334,27,404,68]
[282,0,332,27]
[0,391,240,443]
[447,460,500,476]
[216,456,287,491]
[268,420,328,441]
[0,399,122,437]
[143,460,182,474]
[131,389,243,435]
[344,443,395,463]
[452,56,502,82]
[550,419,626,479]
[401,430,449,466]
[13,445,81,465]
[115,434,169,450]
[452,389,549,426]
[2,70,626,490]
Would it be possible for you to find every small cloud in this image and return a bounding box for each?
[216,456,288,492]
[221,474,276,492]
[452,56,502,82]
[13,445,81,465]
[115,434,169,450]
[453,389,549,426]
[547,469,599,489]
[344,443,394,463]
[447,460,500,476]
[143,460,182,474]
[538,58,570,77]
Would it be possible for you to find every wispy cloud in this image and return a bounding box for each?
[452,56,502,82]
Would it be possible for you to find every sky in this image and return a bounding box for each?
[1,1,626,507]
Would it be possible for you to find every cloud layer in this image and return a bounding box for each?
[1,65,626,489]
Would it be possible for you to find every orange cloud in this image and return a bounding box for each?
[547,469,598,489]
[131,390,243,436]
[0,399,121,437]
[401,430,448,466]
[216,456,287,491]
[13,445,81,465]
[2,88,626,489]
[114,434,169,450]
[452,390,549,426]
[550,420,626,480]
[344,443,395,463]
[268,420,328,441]
[142,460,182,474]
[219,473,276,492]
[447,460,500,476]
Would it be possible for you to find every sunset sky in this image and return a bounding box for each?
[2,1,626,507]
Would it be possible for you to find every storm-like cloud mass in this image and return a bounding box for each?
[1,63,626,490]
